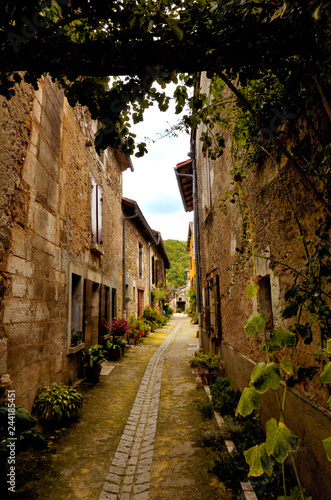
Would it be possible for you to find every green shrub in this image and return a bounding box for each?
[197,399,214,419]
[32,382,83,422]
[210,377,241,416]
[0,404,47,468]
[189,352,225,385]
[83,345,106,367]
[212,449,249,491]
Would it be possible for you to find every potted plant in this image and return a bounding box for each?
[104,340,121,361]
[32,382,83,422]
[83,345,106,382]
[110,319,129,338]
[71,328,82,346]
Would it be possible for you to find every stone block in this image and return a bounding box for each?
[32,247,58,270]
[47,175,59,211]
[7,255,33,277]
[3,299,36,324]
[38,136,59,178]
[27,278,45,300]
[34,161,49,200]
[36,302,51,322]
[32,233,56,257]
[12,276,27,298]
[33,203,57,244]
[11,228,27,259]
[0,338,8,374]
[41,110,60,153]
[7,323,45,349]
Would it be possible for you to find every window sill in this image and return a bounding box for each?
[91,242,104,256]
[68,342,85,355]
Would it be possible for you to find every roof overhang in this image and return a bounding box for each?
[152,231,171,269]
[122,197,156,243]
[174,158,193,212]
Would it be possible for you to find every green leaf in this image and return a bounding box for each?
[266,418,299,463]
[320,361,331,384]
[327,339,331,354]
[250,362,281,394]
[244,442,274,476]
[281,301,299,319]
[327,396,331,408]
[244,313,266,337]
[245,284,259,299]
[271,327,297,348]
[236,387,261,417]
[280,359,294,375]
[322,436,331,461]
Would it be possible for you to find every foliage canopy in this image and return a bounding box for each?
[164,239,190,289]
[1,1,330,157]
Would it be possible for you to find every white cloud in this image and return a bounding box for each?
[123,86,192,241]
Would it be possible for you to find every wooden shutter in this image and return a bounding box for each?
[84,279,93,347]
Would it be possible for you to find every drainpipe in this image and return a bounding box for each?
[122,209,139,320]
[188,139,202,350]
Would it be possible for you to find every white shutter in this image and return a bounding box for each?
[91,178,97,242]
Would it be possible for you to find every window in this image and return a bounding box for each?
[91,177,103,244]
[112,288,117,319]
[71,273,82,334]
[151,256,155,285]
[258,276,273,330]
[139,243,143,278]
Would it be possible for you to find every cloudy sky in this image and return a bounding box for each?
[122,87,193,242]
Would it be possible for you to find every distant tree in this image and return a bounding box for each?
[164,240,190,290]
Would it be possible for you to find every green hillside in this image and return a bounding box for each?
[164,240,190,290]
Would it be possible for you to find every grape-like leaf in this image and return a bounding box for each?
[266,418,299,463]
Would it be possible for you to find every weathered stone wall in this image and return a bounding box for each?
[195,72,331,498]
[124,221,151,317]
[0,76,124,410]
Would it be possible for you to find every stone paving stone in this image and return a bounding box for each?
[123,474,135,485]
[134,483,149,494]
[122,434,134,443]
[135,472,151,484]
[103,482,120,494]
[126,466,136,475]
[112,458,127,468]
[140,450,153,459]
[132,491,149,500]
[105,473,122,485]
[137,463,152,474]
[109,465,125,475]
[119,493,131,500]
[99,491,118,500]
[114,451,129,461]
[128,455,138,466]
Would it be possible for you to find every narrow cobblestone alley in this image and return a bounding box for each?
[14,314,232,500]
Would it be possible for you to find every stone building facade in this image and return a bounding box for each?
[178,73,331,498]
[122,197,170,319]
[0,76,132,410]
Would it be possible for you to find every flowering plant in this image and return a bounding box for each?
[110,319,129,337]
[71,328,82,344]
[128,316,145,340]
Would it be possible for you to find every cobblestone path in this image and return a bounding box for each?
[99,317,185,500]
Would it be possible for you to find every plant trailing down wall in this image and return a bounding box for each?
[230,193,331,499]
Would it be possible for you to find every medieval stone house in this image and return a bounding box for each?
[0,76,168,411]
[177,72,331,498]
[122,197,170,319]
